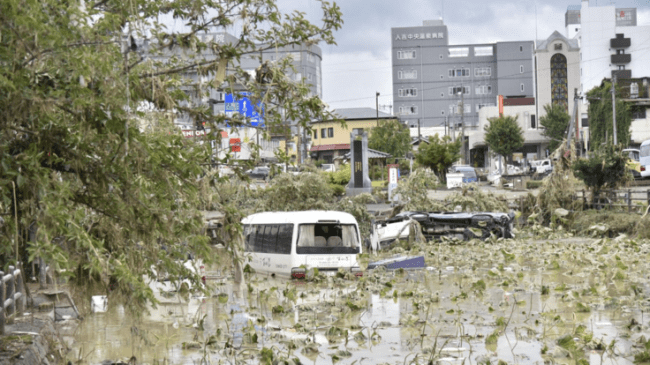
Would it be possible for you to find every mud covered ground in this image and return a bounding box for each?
[64,233,650,365]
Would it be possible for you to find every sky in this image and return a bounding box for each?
[276,0,650,114]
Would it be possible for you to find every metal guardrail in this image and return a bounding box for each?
[575,189,650,212]
[1,263,26,335]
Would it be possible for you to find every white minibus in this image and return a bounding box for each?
[242,211,362,278]
[640,140,650,179]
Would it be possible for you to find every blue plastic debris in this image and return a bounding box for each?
[367,256,425,270]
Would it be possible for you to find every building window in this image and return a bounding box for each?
[618,65,626,70]
[449,86,470,95]
[328,128,333,138]
[554,43,563,50]
[398,106,418,115]
[631,82,639,98]
[520,45,523,52]
[520,83,525,92]
[477,103,495,113]
[475,67,491,77]
[475,85,492,95]
[520,65,524,73]
[307,53,315,62]
[449,103,471,115]
[441,110,445,115]
[307,73,312,81]
[448,47,469,57]
[441,92,444,97]
[398,70,417,79]
[550,53,568,108]
[398,88,417,97]
[397,50,416,59]
[448,68,470,77]
[321,128,326,138]
[531,114,536,129]
[313,130,318,139]
[474,46,493,56]
[353,128,364,135]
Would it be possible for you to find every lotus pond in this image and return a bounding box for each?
[65,235,650,364]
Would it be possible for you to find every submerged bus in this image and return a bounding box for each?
[242,211,362,278]
[640,140,650,179]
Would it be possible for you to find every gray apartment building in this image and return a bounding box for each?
[137,32,322,131]
[391,20,535,130]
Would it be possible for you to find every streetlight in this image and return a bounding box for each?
[376,92,380,126]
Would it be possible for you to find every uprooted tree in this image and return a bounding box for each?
[0,0,342,309]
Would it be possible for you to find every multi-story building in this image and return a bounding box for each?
[391,20,535,131]
[565,0,650,147]
[135,32,323,161]
[566,0,650,94]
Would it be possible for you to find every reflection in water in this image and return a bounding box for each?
[66,261,650,364]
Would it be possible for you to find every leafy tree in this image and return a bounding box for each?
[586,81,632,148]
[572,144,628,196]
[368,119,411,158]
[414,134,461,181]
[0,0,342,308]
[484,115,524,175]
[539,104,571,153]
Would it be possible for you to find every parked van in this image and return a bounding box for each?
[242,211,362,278]
[623,148,641,179]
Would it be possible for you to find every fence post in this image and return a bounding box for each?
[0,270,5,335]
[582,189,586,209]
[39,257,47,289]
[7,266,15,322]
[15,265,24,314]
[647,189,650,206]
[628,189,632,213]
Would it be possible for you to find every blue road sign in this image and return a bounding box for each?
[225,92,264,127]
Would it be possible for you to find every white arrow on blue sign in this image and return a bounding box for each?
[225,92,264,127]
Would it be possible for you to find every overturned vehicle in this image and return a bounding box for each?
[371,211,515,250]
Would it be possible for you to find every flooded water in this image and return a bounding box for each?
[66,237,650,364]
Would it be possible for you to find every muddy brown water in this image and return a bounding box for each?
[66,237,650,364]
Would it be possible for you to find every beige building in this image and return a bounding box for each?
[309,108,397,162]
[468,98,549,171]
[535,31,581,120]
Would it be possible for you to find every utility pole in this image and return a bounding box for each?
[611,75,618,146]
[459,89,465,164]
[376,92,380,126]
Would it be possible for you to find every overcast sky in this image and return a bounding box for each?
[277,0,650,114]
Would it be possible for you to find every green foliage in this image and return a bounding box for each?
[393,169,445,211]
[526,180,544,189]
[572,144,628,194]
[368,119,411,158]
[325,165,351,196]
[586,81,632,148]
[0,0,343,309]
[484,115,524,172]
[539,104,571,153]
[414,134,461,181]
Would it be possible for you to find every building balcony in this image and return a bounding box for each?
[611,70,631,79]
[611,54,631,64]
[610,34,631,48]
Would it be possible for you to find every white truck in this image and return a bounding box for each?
[532,159,553,174]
